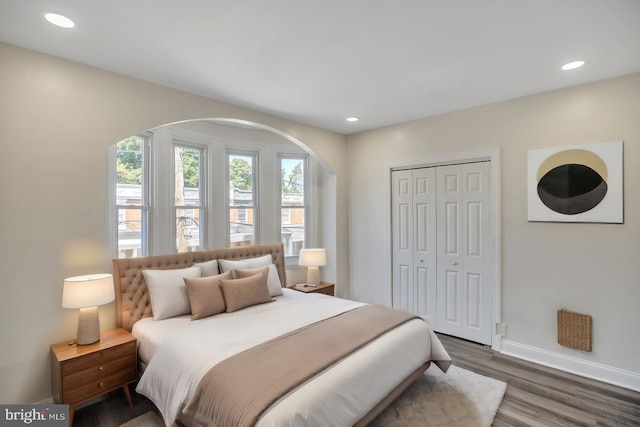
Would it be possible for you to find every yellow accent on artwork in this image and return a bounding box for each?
[536,149,608,182]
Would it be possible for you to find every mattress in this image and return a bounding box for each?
[132,289,450,426]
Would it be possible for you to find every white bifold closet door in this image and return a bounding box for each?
[392,167,438,325]
[392,162,492,345]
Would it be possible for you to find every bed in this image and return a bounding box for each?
[113,243,451,426]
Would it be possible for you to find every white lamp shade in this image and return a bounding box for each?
[299,248,326,267]
[62,274,115,309]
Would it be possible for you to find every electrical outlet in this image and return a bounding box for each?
[496,323,506,337]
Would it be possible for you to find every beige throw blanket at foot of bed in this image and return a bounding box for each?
[182,304,420,427]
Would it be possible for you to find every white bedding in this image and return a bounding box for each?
[133,289,450,427]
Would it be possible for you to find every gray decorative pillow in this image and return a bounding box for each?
[220,273,274,313]
[184,271,232,320]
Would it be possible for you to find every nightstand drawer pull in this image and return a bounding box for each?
[98,382,104,388]
[98,366,104,371]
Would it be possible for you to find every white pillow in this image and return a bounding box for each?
[142,266,201,320]
[218,255,283,296]
[193,259,219,277]
[218,255,272,275]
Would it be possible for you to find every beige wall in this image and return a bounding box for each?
[347,73,640,375]
[0,42,348,403]
[3,38,638,403]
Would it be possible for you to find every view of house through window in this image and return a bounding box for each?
[281,157,305,256]
[175,145,203,252]
[115,135,148,258]
[228,153,255,246]
[110,122,314,260]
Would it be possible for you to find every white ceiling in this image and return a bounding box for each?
[1,0,639,134]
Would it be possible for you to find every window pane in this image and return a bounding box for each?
[282,207,305,256]
[230,207,254,247]
[281,159,304,205]
[116,136,144,206]
[175,147,201,205]
[115,134,148,258]
[176,208,202,252]
[281,157,305,256]
[117,207,145,258]
[229,154,253,206]
[229,153,255,246]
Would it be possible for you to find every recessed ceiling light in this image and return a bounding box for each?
[346,117,359,122]
[45,13,75,29]
[561,60,585,71]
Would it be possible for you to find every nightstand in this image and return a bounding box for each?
[289,281,335,296]
[50,328,137,425]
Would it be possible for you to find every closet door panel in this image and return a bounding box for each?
[461,162,492,344]
[391,170,414,312]
[413,168,437,322]
[436,165,463,336]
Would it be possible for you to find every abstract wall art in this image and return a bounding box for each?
[527,141,623,223]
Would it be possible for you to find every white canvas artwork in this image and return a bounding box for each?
[527,141,623,223]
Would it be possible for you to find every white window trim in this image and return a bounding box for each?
[107,124,314,258]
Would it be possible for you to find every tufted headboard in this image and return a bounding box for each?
[112,243,287,331]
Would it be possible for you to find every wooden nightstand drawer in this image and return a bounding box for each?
[62,342,135,376]
[63,353,136,391]
[313,285,334,296]
[64,366,137,404]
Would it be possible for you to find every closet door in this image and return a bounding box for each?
[435,162,492,344]
[391,170,414,312]
[435,165,464,337]
[412,168,437,323]
[391,168,437,322]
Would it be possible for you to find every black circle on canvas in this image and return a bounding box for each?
[535,148,609,216]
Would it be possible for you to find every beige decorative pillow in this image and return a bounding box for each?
[184,271,232,320]
[235,265,283,297]
[235,266,268,280]
[220,273,273,313]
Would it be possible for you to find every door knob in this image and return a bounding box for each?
[452,262,458,266]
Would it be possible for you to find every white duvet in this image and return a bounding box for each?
[133,289,450,427]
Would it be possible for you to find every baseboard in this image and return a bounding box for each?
[491,334,502,352]
[33,397,54,405]
[501,340,640,392]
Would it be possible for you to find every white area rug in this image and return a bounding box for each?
[371,365,507,427]
[120,411,164,427]
[121,366,506,427]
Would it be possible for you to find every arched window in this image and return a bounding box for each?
[106,121,314,262]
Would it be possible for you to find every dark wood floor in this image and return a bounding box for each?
[437,334,640,427]
[72,391,157,427]
[73,334,640,426]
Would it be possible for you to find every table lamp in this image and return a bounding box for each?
[62,274,115,345]
[299,248,326,286]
